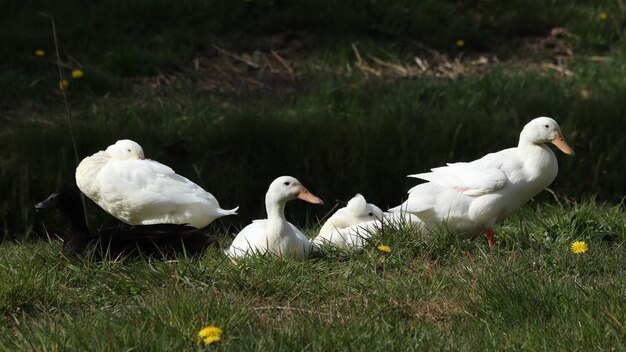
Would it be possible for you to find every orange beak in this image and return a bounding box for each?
[297,187,324,205]
[551,132,575,156]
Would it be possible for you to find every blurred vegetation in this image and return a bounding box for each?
[1,0,625,238]
[2,0,625,105]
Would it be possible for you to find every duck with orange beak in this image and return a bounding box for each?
[225,176,324,259]
[390,117,575,249]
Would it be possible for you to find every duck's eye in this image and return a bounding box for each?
[127,149,131,152]
[368,212,373,216]
[544,125,549,129]
[283,182,290,186]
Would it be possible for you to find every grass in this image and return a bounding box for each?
[4,58,626,237]
[1,3,625,237]
[2,2,626,240]
[1,201,624,350]
[1,2,626,348]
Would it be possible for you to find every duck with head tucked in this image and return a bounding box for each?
[75,139,238,229]
[313,194,384,249]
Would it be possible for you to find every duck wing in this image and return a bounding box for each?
[97,159,221,208]
[92,159,236,226]
[225,220,269,258]
[409,150,513,196]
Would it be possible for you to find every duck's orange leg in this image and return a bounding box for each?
[485,228,496,249]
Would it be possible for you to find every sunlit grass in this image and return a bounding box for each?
[2,1,625,349]
[0,201,624,350]
[3,60,626,237]
[2,1,626,237]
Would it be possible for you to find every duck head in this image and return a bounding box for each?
[35,187,91,254]
[344,193,383,221]
[265,176,324,207]
[105,139,145,160]
[521,117,575,156]
[35,188,83,217]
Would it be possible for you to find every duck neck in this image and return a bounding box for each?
[265,198,289,239]
[517,134,558,182]
[518,134,551,158]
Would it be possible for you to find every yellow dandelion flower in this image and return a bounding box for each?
[377,245,391,253]
[570,241,588,254]
[456,39,465,47]
[58,79,70,91]
[598,12,608,21]
[35,50,45,57]
[197,325,222,346]
[71,69,84,78]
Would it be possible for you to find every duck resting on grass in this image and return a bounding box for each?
[313,194,428,250]
[225,176,323,259]
[389,117,575,249]
[75,139,238,229]
[312,194,384,249]
[35,187,220,259]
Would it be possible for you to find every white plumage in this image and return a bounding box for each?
[312,194,384,249]
[75,139,238,229]
[389,117,574,248]
[225,176,323,259]
[313,194,427,250]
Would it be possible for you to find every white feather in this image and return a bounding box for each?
[225,176,321,259]
[76,140,237,229]
[390,117,573,238]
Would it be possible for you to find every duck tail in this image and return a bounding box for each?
[221,206,239,216]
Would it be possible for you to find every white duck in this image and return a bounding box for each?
[312,194,384,249]
[389,117,574,248]
[225,176,323,259]
[75,139,238,229]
